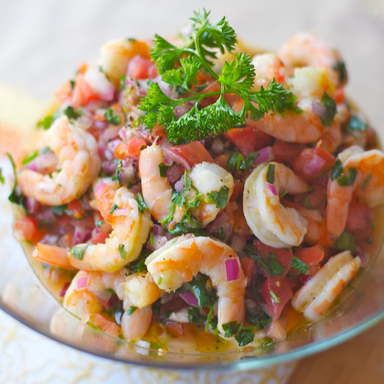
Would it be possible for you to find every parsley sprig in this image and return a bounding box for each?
[140,9,300,143]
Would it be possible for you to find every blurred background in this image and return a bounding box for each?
[1,0,384,383]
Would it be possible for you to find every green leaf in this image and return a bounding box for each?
[105,108,122,126]
[235,329,255,347]
[222,321,243,338]
[244,247,286,278]
[127,306,137,315]
[332,61,348,84]
[51,204,68,216]
[37,115,54,130]
[226,151,244,171]
[331,159,343,181]
[291,256,309,274]
[302,197,312,210]
[337,167,358,187]
[125,251,149,274]
[110,204,119,214]
[319,92,337,127]
[6,152,26,207]
[111,160,122,183]
[206,186,229,209]
[245,307,272,330]
[209,315,219,334]
[70,245,88,260]
[266,163,275,184]
[187,307,207,324]
[22,150,39,165]
[184,274,217,308]
[158,162,169,177]
[136,193,148,214]
[96,220,105,228]
[240,152,259,171]
[119,75,127,91]
[361,174,371,191]
[216,228,226,241]
[63,106,81,120]
[118,244,127,259]
[269,290,280,303]
[0,168,4,185]
[345,116,366,133]
[335,230,356,254]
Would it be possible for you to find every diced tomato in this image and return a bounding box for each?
[225,127,273,156]
[293,187,326,210]
[335,88,345,104]
[253,240,293,277]
[261,276,293,320]
[113,141,128,160]
[272,140,304,164]
[169,141,214,168]
[67,200,85,219]
[127,138,147,157]
[230,179,243,202]
[294,246,324,267]
[286,276,304,293]
[92,232,110,244]
[292,145,336,181]
[13,215,45,243]
[166,322,185,337]
[72,73,100,108]
[229,206,250,237]
[346,203,372,241]
[55,81,73,105]
[241,257,255,285]
[366,126,377,148]
[127,55,158,80]
[215,153,230,169]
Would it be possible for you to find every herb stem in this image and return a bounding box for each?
[194,29,219,80]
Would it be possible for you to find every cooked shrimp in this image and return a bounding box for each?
[145,235,247,333]
[319,121,342,154]
[33,182,152,272]
[244,162,308,248]
[251,53,286,90]
[236,67,336,143]
[292,251,361,321]
[139,142,173,222]
[278,33,347,87]
[188,162,234,226]
[99,39,150,86]
[326,146,384,236]
[18,116,101,206]
[64,269,160,342]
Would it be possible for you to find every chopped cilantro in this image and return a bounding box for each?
[96,220,105,228]
[269,290,280,303]
[302,197,312,210]
[222,321,243,338]
[187,307,207,324]
[291,256,309,274]
[279,190,288,199]
[150,340,166,350]
[331,159,343,181]
[21,150,39,165]
[136,193,148,213]
[205,306,214,332]
[235,328,256,347]
[70,245,88,260]
[244,247,285,277]
[69,80,75,89]
[361,174,371,191]
[105,108,122,126]
[182,274,217,308]
[110,204,119,214]
[226,151,244,171]
[150,232,155,246]
[319,92,337,127]
[333,61,348,84]
[209,315,219,334]
[111,160,122,183]
[51,204,68,216]
[7,152,26,207]
[119,75,127,91]
[335,230,356,254]
[261,338,274,351]
[345,115,367,134]
[126,251,149,274]
[245,307,272,330]
[157,276,163,285]
[216,227,226,241]
[118,244,127,259]
[63,106,81,120]
[158,162,169,177]
[240,152,260,170]
[337,167,358,187]
[206,186,229,209]
[127,306,138,315]
[0,168,4,185]
[266,163,275,184]
[37,115,54,130]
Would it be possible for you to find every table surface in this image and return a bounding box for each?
[289,318,384,383]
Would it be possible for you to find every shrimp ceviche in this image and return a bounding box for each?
[5,9,384,353]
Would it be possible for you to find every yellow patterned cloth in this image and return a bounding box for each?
[0,83,297,383]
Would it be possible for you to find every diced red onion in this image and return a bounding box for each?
[40,234,60,245]
[27,197,40,214]
[73,225,92,246]
[211,137,225,155]
[210,211,230,231]
[355,246,369,267]
[104,149,114,161]
[147,235,168,251]
[93,120,109,130]
[267,318,287,341]
[317,174,330,188]
[163,147,191,170]
[167,163,185,183]
[119,165,135,186]
[312,100,328,118]
[153,224,165,236]
[306,154,326,174]
[300,274,311,284]
[59,282,70,298]
[101,161,117,174]
[77,277,88,289]
[180,291,198,306]
[27,153,58,173]
[221,222,233,239]
[83,67,115,101]
[266,182,278,197]
[254,147,274,167]
[174,178,184,193]
[225,257,241,282]
[108,139,121,153]
[230,234,247,253]
[102,126,121,142]
[119,127,128,143]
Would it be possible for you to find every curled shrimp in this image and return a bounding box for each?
[326,146,384,236]
[278,33,347,88]
[64,269,160,342]
[18,116,101,206]
[99,39,150,86]
[236,67,336,143]
[33,182,151,272]
[251,53,286,90]
[145,235,247,333]
[292,251,361,321]
[243,162,308,248]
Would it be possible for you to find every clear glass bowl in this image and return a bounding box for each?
[1,0,384,370]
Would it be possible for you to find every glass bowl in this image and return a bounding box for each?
[1,0,384,370]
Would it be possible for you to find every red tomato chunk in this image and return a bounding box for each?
[169,141,214,168]
[272,140,304,164]
[294,246,324,266]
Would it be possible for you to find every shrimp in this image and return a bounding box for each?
[292,251,361,321]
[188,162,234,226]
[145,235,247,333]
[243,162,308,248]
[319,122,342,154]
[33,182,152,272]
[64,269,160,342]
[236,67,336,143]
[139,143,173,222]
[278,33,347,88]
[99,39,150,86]
[326,146,384,236]
[251,53,286,90]
[18,116,101,206]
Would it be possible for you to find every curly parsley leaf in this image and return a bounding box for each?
[183,274,217,308]
[206,186,229,209]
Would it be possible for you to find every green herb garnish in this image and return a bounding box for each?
[127,306,138,315]
[291,256,309,274]
[110,204,119,214]
[206,186,229,209]
[361,174,371,190]
[335,230,356,254]
[319,92,337,127]
[269,290,280,303]
[331,159,343,181]
[337,167,358,187]
[64,106,81,120]
[37,115,55,130]
[22,150,39,165]
[105,108,122,126]
[118,244,127,259]
[266,163,275,184]
[136,193,148,213]
[158,162,169,177]
[70,245,88,260]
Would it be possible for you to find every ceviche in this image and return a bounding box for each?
[4,9,384,353]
